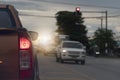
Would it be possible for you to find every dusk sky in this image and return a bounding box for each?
[1,0,120,37]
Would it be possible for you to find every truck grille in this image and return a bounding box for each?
[68,51,80,57]
[68,51,80,55]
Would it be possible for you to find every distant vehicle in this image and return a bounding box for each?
[56,40,86,65]
[0,4,39,80]
[114,41,120,57]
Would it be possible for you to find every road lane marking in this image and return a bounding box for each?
[42,78,84,80]
[44,72,75,74]
[59,64,96,80]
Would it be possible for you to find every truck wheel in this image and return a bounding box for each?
[56,57,59,62]
[60,58,64,63]
[81,60,85,65]
[75,61,79,64]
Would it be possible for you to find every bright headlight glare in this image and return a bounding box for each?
[62,50,67,53]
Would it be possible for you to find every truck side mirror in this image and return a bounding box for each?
[28,31,39,41]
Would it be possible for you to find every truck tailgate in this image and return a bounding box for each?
[0,29,19,80]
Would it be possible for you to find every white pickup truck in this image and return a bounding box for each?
[56,40,86,65]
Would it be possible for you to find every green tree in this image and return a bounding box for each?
[55,11,88,47]
[94,28,116,55]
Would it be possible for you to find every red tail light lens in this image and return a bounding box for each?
[20,37,30,49]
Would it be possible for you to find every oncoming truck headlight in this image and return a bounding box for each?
[62,49,67,53]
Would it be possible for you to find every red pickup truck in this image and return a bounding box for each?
[0,4,39,80]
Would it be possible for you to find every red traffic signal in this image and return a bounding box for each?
[76,7,80,11]
[75,7,81,16]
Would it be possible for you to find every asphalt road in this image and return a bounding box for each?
[37,53,120,80]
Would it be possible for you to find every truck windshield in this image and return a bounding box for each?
[63,42,83,49]
[0,9,16,28]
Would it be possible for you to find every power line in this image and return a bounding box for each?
[82,11,105,13]
[20,13,120,19]
[108,15,120,18]
[19,13,55,18]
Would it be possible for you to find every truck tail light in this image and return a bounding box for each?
[20,37,30,49]
[20,50,30,70]
[19,37,34,80]
[19,37,31,70]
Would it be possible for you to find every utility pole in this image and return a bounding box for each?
[80,10,108,54]
[105,11,108,54]
[81,11,107,30]
[105,11,108,33]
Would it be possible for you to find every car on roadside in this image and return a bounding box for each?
[56,40,86,65]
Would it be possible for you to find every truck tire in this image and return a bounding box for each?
[75,60,79,64]
[81,60,85,65]
[60,57,64,63]
[56,57,59,62]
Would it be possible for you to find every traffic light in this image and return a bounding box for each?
[75,7,81,16]
[76,7,80,11]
